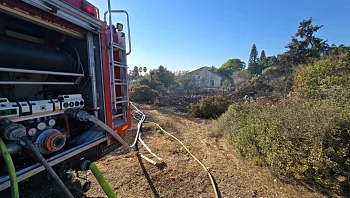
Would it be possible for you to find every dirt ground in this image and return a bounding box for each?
[82,104,329,198]
[2,104,334,198]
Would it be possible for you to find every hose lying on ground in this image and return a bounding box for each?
[68,107,219,197]
[131,103,220,198]
[89,162,118,198]
[0,137,19,198]
[149,122,219,198]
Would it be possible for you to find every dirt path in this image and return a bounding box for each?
[83,104,326,198]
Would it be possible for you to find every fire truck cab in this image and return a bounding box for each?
[0,0,131,191]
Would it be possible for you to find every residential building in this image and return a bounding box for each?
[190,66,223,88]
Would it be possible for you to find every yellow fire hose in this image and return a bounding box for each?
[131,103,220,198]
[150,122,220,198]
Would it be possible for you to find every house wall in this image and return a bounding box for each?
[192,68,222,88]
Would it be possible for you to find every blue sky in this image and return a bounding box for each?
[89,0,350,72]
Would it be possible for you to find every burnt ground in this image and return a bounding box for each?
[1,104,336,198]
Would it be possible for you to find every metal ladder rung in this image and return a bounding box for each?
[113,113,125,119]
[117,105,127,109]
[115,100,128,104]
[114,61,127,68]
[114,82,128,85]
[112,43,125,51]
[0,81,75,85]
[0,67,84,77]
[106,6,130,125]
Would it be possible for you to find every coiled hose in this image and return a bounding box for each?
[0,137,19,198]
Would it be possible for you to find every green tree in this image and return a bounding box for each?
[259,50,267,69]
[327,44,350,56]
[211,66,218,73]
[146,65,175,89]
[222,79,231,89]
[177,73,198,93]
[174,70,189,82]
[248,44,262,75]
[218,58,246,77]
[130,66,139,80]
[266,56,278,68]
[231,69,251,87]
[285,17,329,65]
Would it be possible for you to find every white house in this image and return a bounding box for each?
[190,66,223,88]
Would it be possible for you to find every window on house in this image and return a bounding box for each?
[210,80,214,87]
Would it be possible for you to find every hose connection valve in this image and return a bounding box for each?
[0,118,26,140]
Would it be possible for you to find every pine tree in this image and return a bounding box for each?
[259,50,267,69]
[248,44,262,75]
[130,66,140,80]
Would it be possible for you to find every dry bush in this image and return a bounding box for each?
[294,51,350,99]
[235,76,273,97]
[215,97,350,194]
[188,96,229,118]
[129,85,159,102]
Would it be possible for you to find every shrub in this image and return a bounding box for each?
[155,85,167,96]
[139,78,151,87]
[293,52,350,99]
[231,70,251,87]
[235,76,273,97]
[129,85,159,102]
[269,75,293,94]
[262,65,285,78]
[188,96,229,118]
[215,97,350,194]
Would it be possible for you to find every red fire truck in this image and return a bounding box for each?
[0,0,131,193]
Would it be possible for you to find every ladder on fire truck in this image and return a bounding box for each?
[105,1,132,127]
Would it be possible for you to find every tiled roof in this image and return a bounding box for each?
[190,66,211,74]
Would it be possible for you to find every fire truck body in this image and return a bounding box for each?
[0,0,131,191]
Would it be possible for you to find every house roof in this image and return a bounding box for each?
[189,66,226,79]
[189,66,211,75]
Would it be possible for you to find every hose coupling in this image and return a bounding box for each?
[0,118,26,140]
[65,109,91,121]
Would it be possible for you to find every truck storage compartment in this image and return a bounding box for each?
[0,36,79,73]
[0,9,107,189]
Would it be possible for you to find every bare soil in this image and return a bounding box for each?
[2,104,332,198]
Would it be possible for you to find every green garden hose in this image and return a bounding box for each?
[0,137,19,198]
[89,162,118,198]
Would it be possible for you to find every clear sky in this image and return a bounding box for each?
[89,0,350,72]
